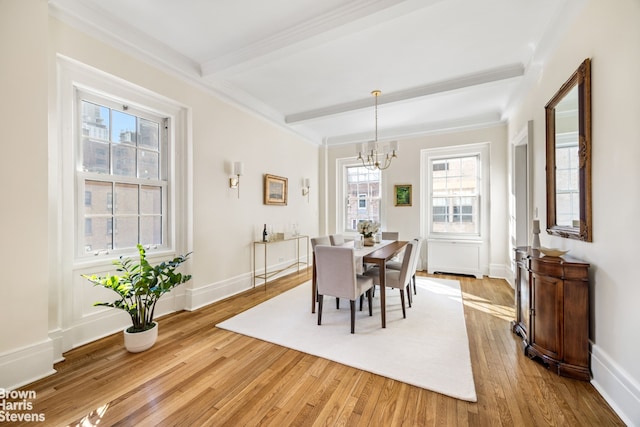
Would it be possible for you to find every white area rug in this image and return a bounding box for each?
[217,277,477,402]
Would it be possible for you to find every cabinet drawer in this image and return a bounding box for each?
[531,258,562,277]
[563,264,589,280]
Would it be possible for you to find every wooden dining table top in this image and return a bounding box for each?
[361,240,408,263]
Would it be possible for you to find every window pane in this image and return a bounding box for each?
[138,150,159,179]
[111,110,136,144]
[83,139,110,173]
[115,183,138,214]
[83,218,112,253]
[81,101,109,141]
[140,216,162,245]
[114,217,138,249]
[138,118,159,150]
[140,186,162,215]
[113,144,136,177]
[84,180,112,215]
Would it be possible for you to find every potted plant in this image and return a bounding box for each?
[82,244,192,352]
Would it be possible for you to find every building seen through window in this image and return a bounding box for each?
[431,156,479,235]
[345,166,381,231]
[80,98,166,254]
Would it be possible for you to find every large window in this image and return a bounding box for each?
[344,165,381,231]
[430,155,481,236]
[77,91,168,255]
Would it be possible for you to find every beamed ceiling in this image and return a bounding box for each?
[49,0,584,146]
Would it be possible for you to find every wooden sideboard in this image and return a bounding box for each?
[512,247,591,380]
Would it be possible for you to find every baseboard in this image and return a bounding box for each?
[185,272,253,311]
[590,343,640,427]
[0,339,56,390]
[48,328,66,364]
[488,262,513,286]
[490,263,516,288]
[185,259,309,311]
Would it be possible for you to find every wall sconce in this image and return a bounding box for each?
[302,178,310,202]
[229,161,244,198]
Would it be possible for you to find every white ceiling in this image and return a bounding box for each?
[49,0,581,146]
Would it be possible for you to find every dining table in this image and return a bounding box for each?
[311,239,409,328]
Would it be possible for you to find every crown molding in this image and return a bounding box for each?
[49,0,200,77]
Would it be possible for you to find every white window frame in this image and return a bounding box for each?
[337,158,385,235]
[57,56,189,263]
[76,90,169,256]
[421,143,490,242]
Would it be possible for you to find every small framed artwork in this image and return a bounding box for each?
[264,174,288,205]
[394,184,412,207]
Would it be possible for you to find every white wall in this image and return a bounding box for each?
[0,4,319,389]
[324,125,510,277]
[507,0,640,424]
[0,0,56,389]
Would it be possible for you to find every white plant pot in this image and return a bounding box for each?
[123,322,158,353]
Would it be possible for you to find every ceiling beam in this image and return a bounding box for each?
[285,63,525,124]
[200,0,441,76]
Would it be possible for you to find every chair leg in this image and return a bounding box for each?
[399,290,406,318]
[359,294,364,311]
[336,297,340,309]
[350,300,356,334]
[367,289,373,316]
[413,274,417,295]
[317,295,324,325]
[407,284,412,307]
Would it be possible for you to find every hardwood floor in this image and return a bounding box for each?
[16,269,623,426]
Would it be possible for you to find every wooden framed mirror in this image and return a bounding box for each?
[545,58,592,241]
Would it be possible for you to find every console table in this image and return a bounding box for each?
[512,246,591,380]
[253,235,309,289]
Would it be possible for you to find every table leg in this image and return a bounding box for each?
[379,261,386,328]
[263,243,267,291]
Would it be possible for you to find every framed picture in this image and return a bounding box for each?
[394,184,412,207]
[264,174,288,205]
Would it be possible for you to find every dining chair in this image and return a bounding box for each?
[387,237,423,299]
[311,236,331,249]
[364,240,416,318]
[311,236,338,309]
[329,234,345,246]
[381,231,399,240]
[315,245,374,333]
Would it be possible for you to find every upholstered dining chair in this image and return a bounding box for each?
[315,245,374,333]
[311,236,330,250]
[381,231,399,240]
[364,240,416,318]
[387,238,423,300]
[329,234,345,246]
[311,236,338,308]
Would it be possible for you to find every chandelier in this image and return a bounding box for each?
[356,90,398,171]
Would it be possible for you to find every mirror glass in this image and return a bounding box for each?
[545,58,592,241]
